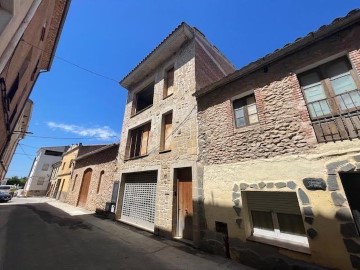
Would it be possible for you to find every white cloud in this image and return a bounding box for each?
[47,122,118,140]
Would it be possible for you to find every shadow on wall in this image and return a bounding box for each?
[198,199,359,270]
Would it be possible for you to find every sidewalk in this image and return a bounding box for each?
[42,197,253,270]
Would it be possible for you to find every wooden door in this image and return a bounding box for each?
[78,169,92,207]
[178,167,193,240]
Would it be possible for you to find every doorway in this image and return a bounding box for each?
[339,172,360,235]
[54,179,61,199]
[175,167,193,241]
[78,169,92,207]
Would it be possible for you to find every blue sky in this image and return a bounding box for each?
[6,0,359,177]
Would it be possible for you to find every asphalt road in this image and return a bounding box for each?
[0,197,252,270]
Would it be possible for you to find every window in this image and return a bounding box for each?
[69,160,73,168]
[246,191,308,248]
[128,122,151,159]
[37,177,45,185]
[160,112,173,151]
[97,171,104,193]
[44,150,62,156]
[42,164,49,171]
[233,94,259,128]
[40,24,46,41]
[62,162,66,170]
[164,67,174,97]
[133,83,154,114]
[72,174,78,191]
[298,56,360,119]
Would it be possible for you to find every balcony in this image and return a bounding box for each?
[308,89,360,143]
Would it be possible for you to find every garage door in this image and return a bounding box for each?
[121,171,157,231]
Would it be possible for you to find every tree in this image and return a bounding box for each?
[6,176,27,186]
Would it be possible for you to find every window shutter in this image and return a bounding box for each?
[246,191,301,215]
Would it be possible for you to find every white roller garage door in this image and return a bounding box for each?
[121,171,157,231]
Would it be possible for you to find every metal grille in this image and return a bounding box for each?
[308,90,360,143]
[121,171,157,230]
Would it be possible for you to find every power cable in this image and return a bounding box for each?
[26,135,119,140]
[21,39,119,83]
[18,144,34,161]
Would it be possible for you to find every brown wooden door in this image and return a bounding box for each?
[78,169,92,207]
[178,167,193,240]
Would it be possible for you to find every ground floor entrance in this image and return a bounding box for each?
[121,171,157,231]
[175,167,193,241]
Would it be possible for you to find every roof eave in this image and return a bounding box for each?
[194,9,360,98]
[120,23,194,90]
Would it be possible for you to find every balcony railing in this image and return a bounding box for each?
[307,89,360,143]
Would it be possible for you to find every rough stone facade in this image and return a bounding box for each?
[196,14,360,270]
[115,23,235,244]
[66,144,119,212]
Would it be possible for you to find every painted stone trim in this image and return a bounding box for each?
[287,181,296,190]
[338,163,356,173]
[331,192,347,206]
[303,178,326,191]
[307,228,318,239]
[298,188,310,205]
[327,174,339,191]
[335,208,353,222]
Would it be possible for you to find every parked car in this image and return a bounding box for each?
[0,185,16,197]
[0,190,12,202]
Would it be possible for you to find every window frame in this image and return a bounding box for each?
[97,171,104,194]
[163,66,174,98]
[298,56,360,120]
[245,191,309,252]
[160,111,173,152]
[132,83,154,116]
[232,93,259,128]
[127,122,151,160]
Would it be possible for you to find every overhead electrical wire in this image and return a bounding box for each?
[18,144,34,161]
[21,39,119,83]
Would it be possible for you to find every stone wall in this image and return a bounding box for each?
[115,32,235,243]
[197,23,360,165]
[196,21,360,270]
[66,145,118,212]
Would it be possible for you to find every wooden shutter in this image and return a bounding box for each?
[164,113,173,150]
[140,123,150,156]
[246,191,301,215]
[166,68,174,96]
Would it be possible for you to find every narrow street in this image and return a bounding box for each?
[0,197,252,270]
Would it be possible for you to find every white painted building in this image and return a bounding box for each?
[24,146,68,196]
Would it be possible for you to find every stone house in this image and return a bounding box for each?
[66,143,119,212]
[195,9,360,270]
[115,22,235,245]
[55,144,106,202]
[0,0,70,179]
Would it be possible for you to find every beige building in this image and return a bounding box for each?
[47,160,61,198]
[115,23,235,244]
[66,143,119,211]
[195,10,360,270]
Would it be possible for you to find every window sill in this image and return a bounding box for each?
[124,154,148,161]
[130,105,153,118]
[234,123,260,133]
[247,235,310,254]
[159,149,171,154]
[163,93,173,100]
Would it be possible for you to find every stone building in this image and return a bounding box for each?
[195,9,360,270]
[0,0,70,179]
[115,22,235,244]
[24,146,67,196]
[55,144,106,202]
[66,143,119,211]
